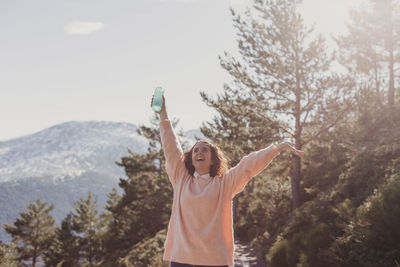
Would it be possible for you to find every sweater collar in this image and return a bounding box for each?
[194,171,211,179]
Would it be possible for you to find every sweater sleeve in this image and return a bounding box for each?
[159,120,186,188]
[223,144,279,197]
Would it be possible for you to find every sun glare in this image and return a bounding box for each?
[300,0,369,37]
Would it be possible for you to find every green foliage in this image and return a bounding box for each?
[100,116,177,265]
[119,229,168,267]
[333,173,400,267]
[264,101,400,267]
[265,192,340,266]
[200,87,280,167]
[0,172,118,243]
[267,223,335,267]
[71,192,103,266]
[268,238,290,267]
[0,241,18,267]
[3,199,55,266]
[333,129,400,206]
[234,172,292,242]
[101,171,171,266]
[300,134,350,202]
[44,213,80,267]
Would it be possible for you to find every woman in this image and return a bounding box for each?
[152,95,304,267]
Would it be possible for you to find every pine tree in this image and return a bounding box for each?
[200,86,280,166]
[97,188,123,265]
[44,213,80,267]
[200,84,283,225]
[3,199,55,267]
[336,0,400,107]
[71,192,103,267]
[202,0,351,209]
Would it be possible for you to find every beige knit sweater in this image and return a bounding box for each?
[160,120,279,266]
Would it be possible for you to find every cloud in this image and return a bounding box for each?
[64,21,105,35]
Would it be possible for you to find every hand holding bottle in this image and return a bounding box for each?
[151,87,164,112]
[150,87,168,120]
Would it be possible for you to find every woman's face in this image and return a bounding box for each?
[191,142,213,175]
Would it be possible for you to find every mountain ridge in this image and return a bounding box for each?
[0,120,148,183]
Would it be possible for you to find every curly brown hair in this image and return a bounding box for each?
[184,140,228,178]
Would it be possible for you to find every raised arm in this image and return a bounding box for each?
[224,142,304,197]
[152,95,186,187]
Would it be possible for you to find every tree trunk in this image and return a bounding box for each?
[389,42,395,106]
[291,153,301,209]
[388,6,395,107]
[89,236,93,267]
[291,110,302,209]
[158,157,163,180]
[292,43,302,210]
[32,247,37,267]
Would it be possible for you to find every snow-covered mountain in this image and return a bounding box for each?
[0,121,202,242]
[0,121,148,183]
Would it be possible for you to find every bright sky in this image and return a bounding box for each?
[0,0,367,141]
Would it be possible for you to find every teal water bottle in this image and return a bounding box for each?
[151,87,164,112]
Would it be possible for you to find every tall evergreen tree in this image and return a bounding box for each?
[200,84,283,227]
[3,199,55,267]
[337,0,400,107]
[71,192,103,267]
[202,0,351,209]
[98,187,124,265]
[44,213,80,267]
[200,86,280,166]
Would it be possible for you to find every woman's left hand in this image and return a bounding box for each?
[277,142,305,158]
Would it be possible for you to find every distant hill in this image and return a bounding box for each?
[0,121,201,242]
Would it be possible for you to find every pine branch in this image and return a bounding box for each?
[279,125,295,138]
[302,107,349,146]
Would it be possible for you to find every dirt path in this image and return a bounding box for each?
[233,240,266,267]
